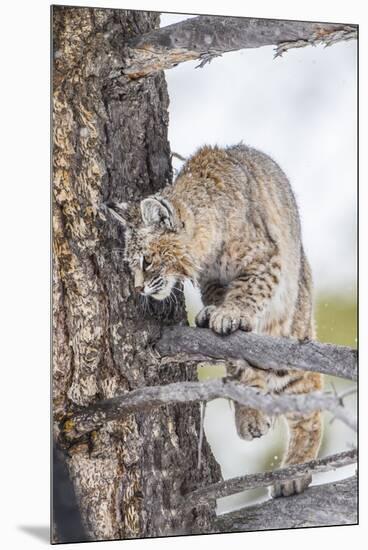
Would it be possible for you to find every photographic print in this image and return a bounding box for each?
[52,5,357,544]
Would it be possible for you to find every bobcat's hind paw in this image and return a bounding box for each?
[235,404,273,441]
[271,474,312,498]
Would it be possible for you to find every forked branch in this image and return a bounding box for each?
[62,377,356,440]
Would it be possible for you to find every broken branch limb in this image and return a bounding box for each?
[215,475,357,531]
[183,448,357,507]
[62,378,356,440]
[123,16,357,78]
[156,326,357,381]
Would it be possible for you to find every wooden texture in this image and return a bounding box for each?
[157,326,358,381]
[183,448,357,507]
[124,16,357,78]
[215,476,357,531]
[52,6,221,542]
[62,379,356,439]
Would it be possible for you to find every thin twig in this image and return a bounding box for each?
[338,387,357,400]
[171,152,187,162]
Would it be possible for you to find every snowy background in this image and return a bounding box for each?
[161,12,357,296]
[160,12,357,515]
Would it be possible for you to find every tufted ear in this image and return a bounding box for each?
[140,196,177,230]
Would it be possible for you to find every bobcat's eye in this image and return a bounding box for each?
[142,255,153,271]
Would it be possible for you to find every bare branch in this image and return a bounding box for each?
[62,378,356,440]
[274,26,357,57]
[171,151,187,162]
[182,448,356,508]
[156,327,357,381]
[338,386,357,400]
[123,16,357,78]
[215,475,357,531]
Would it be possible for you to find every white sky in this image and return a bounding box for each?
[160,15,357,513]
[161,13,357,297]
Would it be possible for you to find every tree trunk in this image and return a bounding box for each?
[52,6,221,543]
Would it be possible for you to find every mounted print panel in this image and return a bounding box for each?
[52,5,357,544]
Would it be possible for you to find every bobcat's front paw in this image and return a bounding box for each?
[234,404,273,441]
[195,305,216,328]
[196,305,255,335]
[271,474,312,498]
[209,305,240,334]
[208,305,255,335]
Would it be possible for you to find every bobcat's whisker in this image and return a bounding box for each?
[173,286,185,295]
[172,291,179,309]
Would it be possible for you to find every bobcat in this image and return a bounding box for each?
[107,144,323,497]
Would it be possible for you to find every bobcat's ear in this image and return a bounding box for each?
[140,196,177,230]
[103,201,132,228]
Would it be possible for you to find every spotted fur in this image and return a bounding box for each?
[108,143,323,497]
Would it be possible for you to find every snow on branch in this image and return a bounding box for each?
[123,16,357,78]
[156,326,357,381]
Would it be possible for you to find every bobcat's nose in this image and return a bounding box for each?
[135,285,144,294]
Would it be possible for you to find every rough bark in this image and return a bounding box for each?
[156,326,357,381]
[62,379,356,439]
[183,448,357,507]
[215,476,357,532]
[52,6,221,542]
[123,16,357,78]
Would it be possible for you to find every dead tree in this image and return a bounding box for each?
[124,16,357,77]
[52,6,357,543]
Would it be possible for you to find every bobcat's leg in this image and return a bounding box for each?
[195,280,227,328]
[233,364,274,441]
[196,268,281,440]
[200,259,281,335]
[271,371,323,497]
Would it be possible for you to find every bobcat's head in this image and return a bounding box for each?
[105,196,196,300]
